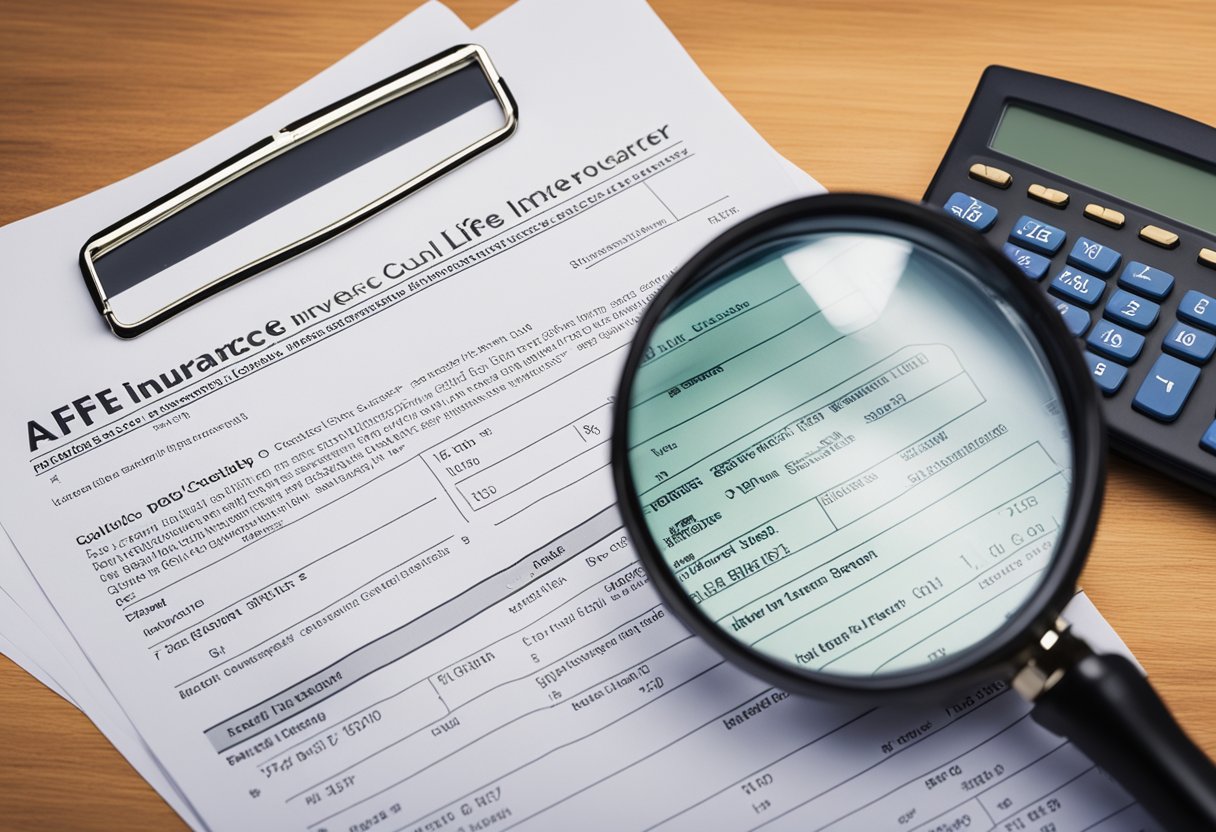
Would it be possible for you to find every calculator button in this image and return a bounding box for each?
[969,163,1012,188]
[944,192,998,231]
[1139,225,1180,249]
[1053,299,1090,336]
[1117,261,1174,301]
[1083,351,1128,396]
[1133,354,1201,422]
[1049,267,1106,307]
[1067,237,1121,277]
[1002,243,1050,280]
[1027,183,1069,207]
[1083,203,1125,229]
[1162,322,1216,364]
[1009,215,1065,254]
[1177,289,1216,331]
[1199,248,1216,270]
[1202,420,1216,456]
[1104,289,1159,332]
[1086,320,1145,363]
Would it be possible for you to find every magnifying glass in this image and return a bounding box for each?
[611,194,1216,830]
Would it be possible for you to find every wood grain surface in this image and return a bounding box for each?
[0,1,1213,828]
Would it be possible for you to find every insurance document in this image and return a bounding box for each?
[0,4,475,828]
[0,0,1153,829]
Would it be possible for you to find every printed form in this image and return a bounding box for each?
[0,0,1156,829]
[0,5,477,828]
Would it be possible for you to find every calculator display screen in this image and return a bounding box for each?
[991,103,1216,236]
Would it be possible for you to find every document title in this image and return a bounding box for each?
[26,318,287,456]
[24,126,674,456]
[391,125,672,272]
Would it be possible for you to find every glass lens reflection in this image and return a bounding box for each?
[625,233,1072,678]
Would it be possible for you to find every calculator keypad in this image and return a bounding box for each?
[1104,289,1159,332]
[1067,237,1122,276]
[944,192,998,231]
[1053,299,1091,337]
[1202,421,1216,455]
[1177,289,1216,329]
[1003,243,1051,280]
[1116,261,1173,300]
[1140,225,1180,249]
[936,171,1216,494]
[1084,351,1128,395]
[1084,203,1125,228]
[1086,319,1145,363]
[1133,354,1201,422]
[1050,267,1105,307]
[1160,322,1216,364]
[1010,215,1066,254]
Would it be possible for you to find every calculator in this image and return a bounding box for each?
[925,66,1216,497]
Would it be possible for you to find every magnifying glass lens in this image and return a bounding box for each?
[624,231,1074,681]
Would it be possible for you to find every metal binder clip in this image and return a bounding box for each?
[80,44,518,338]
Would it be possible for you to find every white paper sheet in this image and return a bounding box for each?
[0,4,475,829]
[0,1,1155,830]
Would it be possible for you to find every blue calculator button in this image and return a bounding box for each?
[1009,215,1065,254]
[1162,322,1216,364]
[1086,320,1145,363]
[1177,289,1216,332]
[1066,237,1121,276]
[1104,289,1160,332]
[1049,267,1106,307]
[1002,243,1051,281]
[1053,299,1090,336]
[943,192,998,232]
[1133,354,1201,422]
[1083,351,1128,396]
[1118,261,1174,300]
[1202,420,1216,456]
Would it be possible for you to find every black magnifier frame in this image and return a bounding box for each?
[612,193,1104,704]
[611,193,1216,830]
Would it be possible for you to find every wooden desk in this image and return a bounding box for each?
[0,1,1213,828]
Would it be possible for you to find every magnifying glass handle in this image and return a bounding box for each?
[1029,638,1216,829]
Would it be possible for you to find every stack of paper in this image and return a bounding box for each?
[0,1,1157,829]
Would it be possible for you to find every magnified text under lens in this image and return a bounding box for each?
[624,232,1074,679]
